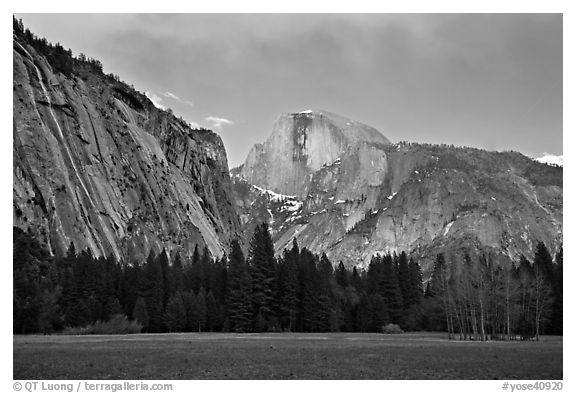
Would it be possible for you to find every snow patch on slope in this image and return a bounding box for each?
[280,200,303,213]
[252,185,296,201]
[252,184,302,215]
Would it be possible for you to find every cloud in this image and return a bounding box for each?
[145,91,203,129]
[146,90,194,110]
[162,91,194,108]
[144,91,165,110]
[205,116,234,130]
[535,153,563,167]
[163,91,180,100]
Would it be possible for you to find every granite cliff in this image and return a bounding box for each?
[13,29,240,262]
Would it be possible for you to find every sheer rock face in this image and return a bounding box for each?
[235,112,563,272]
[13,38,241,262]
[240,111,391,197]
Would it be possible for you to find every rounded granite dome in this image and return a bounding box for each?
[240,110,392,196]
[290,110,391,146]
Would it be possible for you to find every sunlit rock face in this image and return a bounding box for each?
[235,112,563,273]
[240,110,391,197]
[13,36,241,262]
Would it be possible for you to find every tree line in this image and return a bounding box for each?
[13,224,561,338]
[13,224,421,334]
[426,243,562,340]
[14,16,106,78]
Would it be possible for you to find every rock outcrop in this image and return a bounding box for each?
[234,111,563,273]
[13,32,241,262]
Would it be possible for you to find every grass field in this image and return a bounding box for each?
[13,332,562,380]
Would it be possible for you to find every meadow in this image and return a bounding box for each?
[13,332,562,380]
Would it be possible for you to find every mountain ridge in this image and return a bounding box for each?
[234,114,563,272]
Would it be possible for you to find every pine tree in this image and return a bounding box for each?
[351,266,363,292]
[355,294,372,332]
[209,255,227,305]
[119,260,143,322]
[142,250,165,332]
[367,255,382,295]
[132,297,149,332]
[248,223,277,331]
[297,248,319,332]
[276,239,299,331]
[69,299,91,327]
[13,228,46,333]
[406,258,423,307]
[187,246,204,293]
[397,252,410,309]
[38,286,63,334]
[314,290,333,332]
[164,292,186,332]
[428,253,447,298]
[314,253,334,332]
[226,240,252,332]
[206,290,220,331]
[171,253,184,293]
[194,287,208,332]
[318,253,334,279]
[379,254,404,325]
[403,258,424,331]
[200,246,213,290]
[182,290,196,332]
[335,261,349,288]
[371,293,389,331]
[534,242,555,282]
[65,241,77,263]
[57,243,77,327]
[105,297,124,318]
[429,253,453,337]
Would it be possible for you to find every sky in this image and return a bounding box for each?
[16,13,563,168]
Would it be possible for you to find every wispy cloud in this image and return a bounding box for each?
[146,91,204,129]
[205,116,234,130]
[145,90,194,110]
[162,91,194,108]
[163,91,180,100]
[144,91,165,110]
